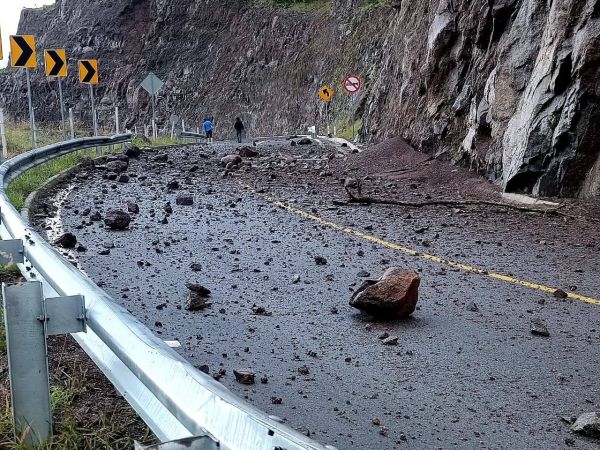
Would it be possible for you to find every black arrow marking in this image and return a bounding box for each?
[323,89,329,96]
[13,36,33,67]
[47,50,65,76]
[81,60,96,83]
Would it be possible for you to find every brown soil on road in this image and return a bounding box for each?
[333,137,502,201]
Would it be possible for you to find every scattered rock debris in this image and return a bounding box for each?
[185,282,212,311]
[251,304,272,316]
[314,255,328,265]
[233,369,255,385]
[466,301,479,312]
[381,336,399,346]
[554,289,569,299]
[176,195,194,206]
[238,146,259,157]
[531,318,550,337]
[127,202,140,214]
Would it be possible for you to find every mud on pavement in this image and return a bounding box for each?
[30,138,600,449]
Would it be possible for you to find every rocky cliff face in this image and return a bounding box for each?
[1,0,599,198]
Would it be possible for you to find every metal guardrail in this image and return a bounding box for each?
[180,131,206,143]
[0,135,332,450]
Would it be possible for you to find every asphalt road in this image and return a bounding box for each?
[33,140,600,449]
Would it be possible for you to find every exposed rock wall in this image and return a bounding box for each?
[1,0,599,198]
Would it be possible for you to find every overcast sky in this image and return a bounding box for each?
[1,0,56,68]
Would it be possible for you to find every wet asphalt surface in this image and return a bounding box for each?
[32,140,600,450]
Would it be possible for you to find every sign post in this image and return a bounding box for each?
[319,85,334,136]
[45,49,68,140]
[78,59,99,136]
[141,73,164,140]
[10,35,37,149]
[343,75,362,141]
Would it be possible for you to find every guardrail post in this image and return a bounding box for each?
[0,108,8,161]
[2,278,86,447]
[69,108,75,140]
[115,106,120,135]
[3,282,51,447]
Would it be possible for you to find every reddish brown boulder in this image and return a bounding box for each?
[349,268,420,318]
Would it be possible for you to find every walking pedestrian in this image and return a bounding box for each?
[203,117,214,143]
[234,117,245,144]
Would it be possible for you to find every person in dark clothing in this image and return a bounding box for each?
[234,117,245,143]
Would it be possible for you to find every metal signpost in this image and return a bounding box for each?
[10,35,37,149]
[78,59,99,135]
[343,75,362,141]
[45,49,68,140]
[141,72,164,140]
[319,85,334,136]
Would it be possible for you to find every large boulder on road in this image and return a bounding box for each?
[105,160,128,173]
[79,157,95,170]
[124,146,141,158]
[55,232,77,249]
[571,412,600,437]
[104,209,131,230]
[297,137,313,145]
[220,155,242,167]
[238,146,258,157]
[350,268,420,318]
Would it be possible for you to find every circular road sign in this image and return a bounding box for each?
[343,75,362,94]
[319,85,334,102]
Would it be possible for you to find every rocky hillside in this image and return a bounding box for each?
[0,0,599,198]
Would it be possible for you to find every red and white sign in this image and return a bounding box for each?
[343,75,362,94]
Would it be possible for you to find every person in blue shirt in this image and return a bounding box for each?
[203,117,213,143]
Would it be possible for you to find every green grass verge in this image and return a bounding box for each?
[132,135,181,148]
[336,118,362,141]
[5,124,68,158]
[6,150,98,211]
[0,386,152,449]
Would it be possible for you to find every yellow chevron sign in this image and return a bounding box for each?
[78,59,98,84]
[0,28,3,61]
[10,35,36,68]
[45,49,67,78]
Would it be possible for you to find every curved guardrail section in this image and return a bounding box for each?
[0,135,331,450]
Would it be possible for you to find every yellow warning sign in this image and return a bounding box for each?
[45,49,67,78]
[10,35,36,68]
[319,85,334,102]
[78,60,98,84]
[0,28,3,62]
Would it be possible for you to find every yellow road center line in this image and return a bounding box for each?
[240,183,600,306]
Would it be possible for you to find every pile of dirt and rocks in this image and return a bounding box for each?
[332,137,502,201]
